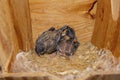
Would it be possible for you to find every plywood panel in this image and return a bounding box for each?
[9,0,33,51]
[114,15,120,57]
[29,0,97,43]
[0,0,19,72]
[0,0,33,72]
[92,0,120,57]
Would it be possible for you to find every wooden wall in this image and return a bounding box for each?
[0,0,33,72]
[29,0,97,43]
[92,0,120,57]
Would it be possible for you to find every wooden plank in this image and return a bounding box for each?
[0,72,62,80]
[8,0,33,72]
[29,0,97,42]
[0,0,33,72]
[86,74,120,80]
[9,0,33,51]
[0,0,19,72]
[91,0,120,57]
[114,15,120,57]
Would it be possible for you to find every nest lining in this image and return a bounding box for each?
[10,42,120,80]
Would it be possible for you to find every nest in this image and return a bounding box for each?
[11,42,120,80]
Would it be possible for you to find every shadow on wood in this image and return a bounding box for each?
[0,0,33,72]
[92,0,120,57]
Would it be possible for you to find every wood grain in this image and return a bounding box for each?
[91,0,120,57]
[29,0,97,43]
[0,0,33,72]
[0,72,62,80]
[8,0,33,72]
[114,14,120,57]
[9,0,33,51]
[0,0,19,72]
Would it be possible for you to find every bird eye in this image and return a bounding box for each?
[74,41,80,48]
[35,45,44,55]
[65,52,71,56]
